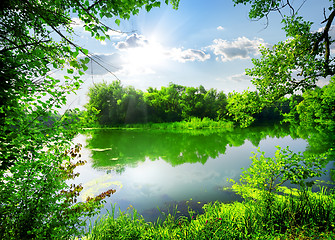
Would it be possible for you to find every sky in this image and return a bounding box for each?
[60,0,332,111]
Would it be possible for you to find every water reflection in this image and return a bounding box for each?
[85,123,298,171]
[72,122,334,222]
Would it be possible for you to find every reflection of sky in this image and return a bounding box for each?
[70,134,311,221]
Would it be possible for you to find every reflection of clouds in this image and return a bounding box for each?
[80,174,123,201]
[71,130,310,223]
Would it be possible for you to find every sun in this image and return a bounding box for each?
[122,36,167,75]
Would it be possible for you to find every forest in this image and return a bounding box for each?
[81,80,291,126]
[1,0,335,239]
[81,78,334,131]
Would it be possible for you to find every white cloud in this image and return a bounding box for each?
[169,48,210,63]
[209,36,268,62]
[108,33,212,77]
[217,26,224,31]
[228,72,252,83]
[115,33,149,50]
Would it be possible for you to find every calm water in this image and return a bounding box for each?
[71,123,334,222]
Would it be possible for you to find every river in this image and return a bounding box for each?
[70,122,334,222]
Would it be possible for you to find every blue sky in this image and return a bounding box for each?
[62,0,331,110]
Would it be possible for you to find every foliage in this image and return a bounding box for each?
[1,0,179,238]
[85,80,148,125]
[0,143,116,239]
[228,144,334,238]
[226,90,263,127]
[230,0,335,127]
[84,81,298,128]
[231,147,328,199]
[296,77,335,130]
[87,190,335,239]
[84,81,229,125]
[233,0,335,96]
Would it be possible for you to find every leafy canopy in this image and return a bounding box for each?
[0,0,179,238]
[233,0,335,101]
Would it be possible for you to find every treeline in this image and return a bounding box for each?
[82,80,291,126]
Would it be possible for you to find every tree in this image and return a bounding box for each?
[226,90,263,127]
[86,81,148,125]
[0,0,179,238]
[233,0,335,104]
[296,77,335,130]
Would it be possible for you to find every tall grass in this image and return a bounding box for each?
[86,187,335,239]
[123,117,235,131]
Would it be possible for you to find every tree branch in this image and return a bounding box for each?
[312,10,335,75]
[0,39,51,54]
[312,10,335,54]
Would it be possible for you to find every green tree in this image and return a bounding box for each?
[144,83,184,122]
[233,0,335,99]
[180,86,206,119]
[231,0,335,126]
[144,87,166,122]
[226,90,263,127]
[0,0,179,238]
[118,86,147,124]
[85,81,148,125]
[86,80,124,125]
[233,147,327,197]
[297,77,335,130]
[216,90,228,120]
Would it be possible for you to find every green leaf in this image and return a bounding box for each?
[67,68,74,74]
[82,48,89,55]
[82,65,88,71]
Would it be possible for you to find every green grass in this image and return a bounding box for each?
[86,187,335,240]
[83,117,235,131]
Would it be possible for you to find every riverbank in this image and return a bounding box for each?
[78,121,335,239]
[86,186,335,239]
[82,117,235,131]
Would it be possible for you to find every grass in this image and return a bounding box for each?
[82,117,235,132]
[85,187,335,240]
[125,117,235,131]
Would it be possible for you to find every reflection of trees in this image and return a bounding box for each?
[287,123,335,181]
[85,122,334,171]
[286,123,335,157]
[84,122,295,170]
